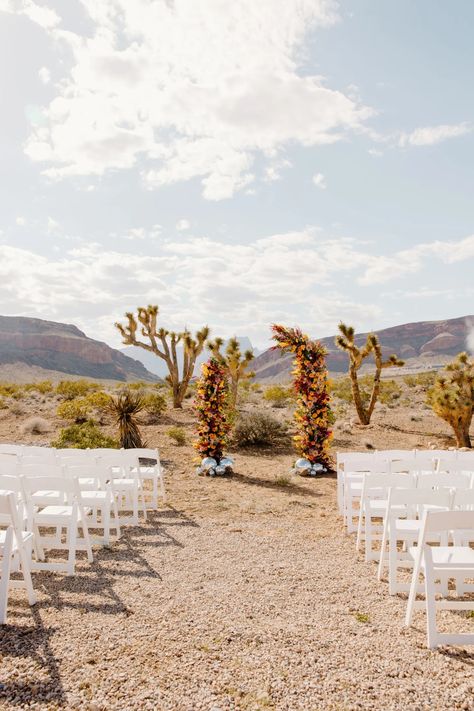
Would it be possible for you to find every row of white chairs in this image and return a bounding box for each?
[338,449,474,648]
[0,446,166,624]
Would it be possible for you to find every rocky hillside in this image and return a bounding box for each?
[253,315,474,382]
[0,316,159,382]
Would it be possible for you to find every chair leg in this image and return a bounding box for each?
[159,473,166,504]
[0,530,13,624]
[356,501,364,551]
[103,507,110,546]
[81,519,93,563]
[388,534,398,595]
[67,523,77,577]
[423,551,439,649]
[377,520,389,581]
[112,496,121,539]
[18,545,37,606]
[405,547,423,626]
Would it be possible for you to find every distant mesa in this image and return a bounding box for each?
[251,315,474,382]
[0,316,159,382]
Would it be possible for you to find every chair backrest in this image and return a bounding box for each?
[421,509,474,534]
[122,447,159,462]
[437,459,473,474]
[19,461,64,478]
[0,444,24,455]
[0,457,20,476]
[424,449,458,459]
[456,451,474,466]
[22,476,77,505]
[390,458,433,474]
[63,463,107,489]
[417,471,473,490]
[452,488,474,509]
[345,458,389,474]
[387,486,452,510]
[0,489,23,534]
[20,448,57,461]
[362,472,416,496]
[379,450,414,459]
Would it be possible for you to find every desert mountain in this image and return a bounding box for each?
[252,315,474,382]
[0,316,159,382]
[122,336,257,378]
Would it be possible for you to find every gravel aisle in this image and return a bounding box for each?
[1,488,474,710]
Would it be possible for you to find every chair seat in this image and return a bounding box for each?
[80,491,110,504]
[394,518,421,532]
[112,479,140,489]
[31,490,63,501]
[35,505,90,521]
[409,545,474,567]
[0,529,33,548]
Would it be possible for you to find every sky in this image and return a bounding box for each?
[0,0,473,350]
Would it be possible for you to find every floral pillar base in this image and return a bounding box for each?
[293,458,326,477]
[197,456,234,477]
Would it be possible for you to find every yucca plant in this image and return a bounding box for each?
[108,390,145,449]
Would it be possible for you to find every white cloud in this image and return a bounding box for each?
[38,66,51,84]
[0,0,60,28]
[399,123,471,147]
[47,216,60,232]
[264,159,292,182]
[15,216,26,226]
[176,219,190,232]
[358,234,474,285]
[312,172,327,189]
[10,0,373,199]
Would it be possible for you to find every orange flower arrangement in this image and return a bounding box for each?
[194,356,231,463]
[271,324,333,469]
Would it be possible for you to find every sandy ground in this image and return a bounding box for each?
[0,387,473,710]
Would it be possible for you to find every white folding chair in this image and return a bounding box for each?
[377,487,452,594]
[0,490,36,623]
[356,472,416,561]
[336,452,374,514]
[405,510,474,649]
[120,448,165,510]
[64,464,120,546]
[98,455,147,526]
[23,477,93,576]
[344,458,389,534]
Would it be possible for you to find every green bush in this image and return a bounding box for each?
[330,375,402,406]
[233,411,289,447]
[51,420,118,449]
[167,426,186,445]
[143,392,167,420]
[56,380,100,400]
[0,397,7,410]
[264,384,291,408]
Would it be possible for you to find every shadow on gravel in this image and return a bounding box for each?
[0,607,66,706]
[231,471,324,498]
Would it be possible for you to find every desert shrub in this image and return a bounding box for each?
[264,384,291,408]
[57,398,90,423]
[21,417,50,435]
[403,372,436,389]
[250,382,262,393]
[126,381,147,391]
[8,401,25,416]
[143,392,167,420]
[23,380,53,394]
[57,391,111,423]
[233,411,289,447]
[331,375,401,406]
[0,382,23,398]
[51,420,118,449]
[56,380,100,400]
[0,398,7,410]
[330,377,353,403]
[377,379,402,405]
[167,426,186,446]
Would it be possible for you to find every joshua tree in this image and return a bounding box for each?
[108,390,145,449]
[428,352,473,448]
[335,323,404,425]
[115,305,209,408]
[208,336,254,409]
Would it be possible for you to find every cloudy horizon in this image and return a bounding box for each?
[1,0,473,349]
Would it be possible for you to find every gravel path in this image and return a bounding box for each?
[1,473,474,710]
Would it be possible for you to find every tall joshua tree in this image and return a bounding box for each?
[208,337,254,409]
[335,323,404,425]
[428,352,473,448]
[115,305,209,408]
